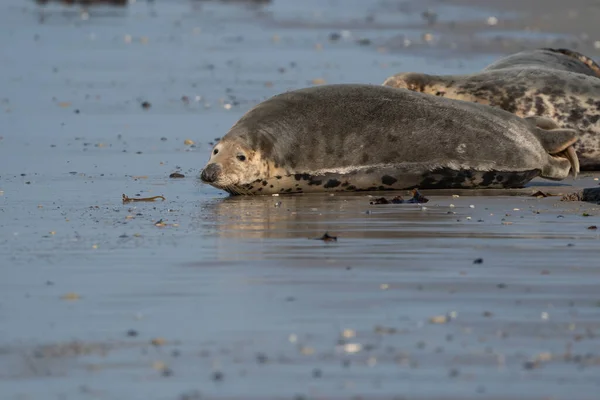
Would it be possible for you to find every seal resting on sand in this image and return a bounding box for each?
[382,48,600,170]
[200,84,579,195]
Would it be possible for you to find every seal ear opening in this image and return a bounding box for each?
[531,126,580,178]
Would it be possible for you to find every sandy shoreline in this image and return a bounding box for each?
[378,0,600,58]
[1,1,599,399]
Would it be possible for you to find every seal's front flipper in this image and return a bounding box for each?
[531,125,580,178]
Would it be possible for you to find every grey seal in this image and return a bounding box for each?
[199,84,578,195]
[382,48,600,170]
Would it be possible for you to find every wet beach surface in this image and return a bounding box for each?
[1,1,600,399]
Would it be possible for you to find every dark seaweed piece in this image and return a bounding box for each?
[169,172,185,178]
[212,371,224,381]
[122,194,165,203]
[369,189,429,205]
[588,225,598,230]
[370,197,390,205]
[315,232,337,242]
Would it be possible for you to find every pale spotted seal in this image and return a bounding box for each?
[199,84,578,195]
[382,48,600,170]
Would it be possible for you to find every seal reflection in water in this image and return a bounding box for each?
[200,84,579,196]
[383,48,600,170]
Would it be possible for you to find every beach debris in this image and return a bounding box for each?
[256,353,268,364]
[314,232,337,242]
[151,337,166,346]
[61,292,81,301]
[141,101,151,110]
[184,139,195,146]
[169,172,185,178]
[473,258,483,264]
[523,360,539,370]
[588,225,598,230]
[429,315,449,324]
[370,196,404,205]
[530,190,555,198]
[561,187,600,203]
[421,9,438,25]
[154,219,178,228]
[341,343,361,353]
[374,325,397,335]
[122,194,165,203]
[486,16,499,26]
[369,189,429,205]
[342,329,356,338]
[36,0,128,6]
[300,346,315,355]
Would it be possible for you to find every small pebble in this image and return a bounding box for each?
[212,371,224,381]
[256,353,268,364]
[487,16,498,26]
[523,361,537,370]
[151,338,166,346]
[429,315,448,324]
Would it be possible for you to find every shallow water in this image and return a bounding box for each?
[1,1,600,399]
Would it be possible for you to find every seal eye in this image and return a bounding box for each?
[213,148,219,155]
[237,154,246,162]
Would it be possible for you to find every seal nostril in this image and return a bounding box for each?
[200,163,221,183]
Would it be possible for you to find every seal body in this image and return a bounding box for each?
[200,84,578,195]
[382,48,600,170]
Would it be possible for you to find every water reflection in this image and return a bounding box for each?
[194,185,597,263]
[204,192,452,240]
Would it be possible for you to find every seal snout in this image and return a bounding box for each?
[200,163,222,183]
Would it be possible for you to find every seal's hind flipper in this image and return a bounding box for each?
[531,125,580,177]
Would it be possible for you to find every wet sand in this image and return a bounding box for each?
[1,0,600,399]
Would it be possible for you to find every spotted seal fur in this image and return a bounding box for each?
[382,48,600,170]
[199,84,578,195]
